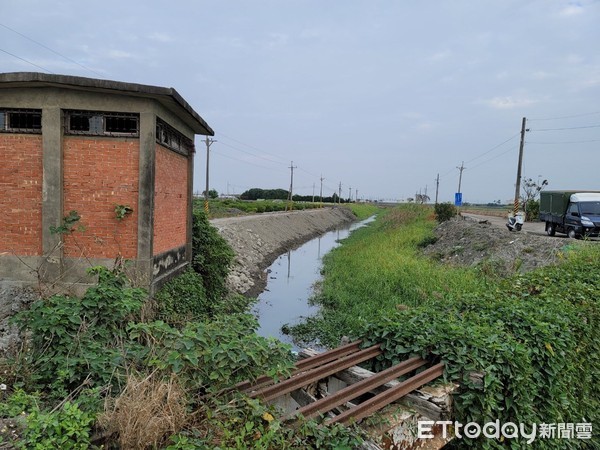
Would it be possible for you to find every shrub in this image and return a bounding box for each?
[13,267,146,397]
[525,198,540,222]
[192,209,234,302]
[19,400,95,450]
[128,314,295,393]
[434,202,457,222]
[361,246,600,449]
[154,269,209,322]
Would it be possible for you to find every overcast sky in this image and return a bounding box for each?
[2,1,599,203]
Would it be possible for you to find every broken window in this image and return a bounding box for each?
[0,109,42,133]
[156,117,194,155]
[64,110,139,137]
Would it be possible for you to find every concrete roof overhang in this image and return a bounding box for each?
[0,72,214,136]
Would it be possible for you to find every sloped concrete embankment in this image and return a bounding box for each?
[211,207,356,297]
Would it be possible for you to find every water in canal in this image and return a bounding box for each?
[253,216,375,350]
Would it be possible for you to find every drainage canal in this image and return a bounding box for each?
[254,216,375,350]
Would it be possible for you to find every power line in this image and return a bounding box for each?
[216,131,289,163]
[528,111,600,121]
[468,146,516,171]
[218,141,288,166]
[212,149,285,171]
[0,22,104,77]
[0,47,55,73]
[531,124,600,131]
[464,133,520,164]
[527,139,600,145]
[438,132,519,180]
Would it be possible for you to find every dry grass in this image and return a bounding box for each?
[98,372,188,449]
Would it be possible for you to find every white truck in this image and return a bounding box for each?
[539,191,600,238]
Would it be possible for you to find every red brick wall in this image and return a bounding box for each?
[63,137,139,259]
[0,134,43,256]
[153,145,188,255]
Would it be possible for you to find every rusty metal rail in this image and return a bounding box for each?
[237,341,444,427]
[326,362,445,425]
[248,344,382,402]
[285,356,428,421]
[236,340,363,393]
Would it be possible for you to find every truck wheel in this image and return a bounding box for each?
[546,223,556,236]
[567,228,578,239]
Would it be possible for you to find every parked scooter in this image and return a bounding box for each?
[506,212,524,232]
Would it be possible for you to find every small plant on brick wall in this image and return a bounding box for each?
[114,204,134,221]
[49,210,85,234]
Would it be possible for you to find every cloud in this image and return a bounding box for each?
[558,3,584,16]
[481,96,537,109]
[415,122,436,132]
[265,32,289,49]
[107,49,134,59]
[427,50,452,63]
[530,71,555,80]
[147,32,174,43]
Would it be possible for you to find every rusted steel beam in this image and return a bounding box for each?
[295,340,363,371]
[249,345,382,402]
[326,362,445,426]
[236,340,363,393]
[287,356,428,421]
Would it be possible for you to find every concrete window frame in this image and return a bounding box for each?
[64,110,140,137]
[155,117,194,156]
[0,108,42,134]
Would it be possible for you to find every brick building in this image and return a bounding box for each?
[0,72,213,293]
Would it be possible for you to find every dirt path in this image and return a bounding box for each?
[211,207,356,296]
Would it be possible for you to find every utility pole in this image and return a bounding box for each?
[355,188,358,202]
[513,117,527,216]
[286,161,297,211]
[457,161,466,194]
[338,182,342,205]
[319,175,324,208]
[424,185,428,203]
[204,136,216,213]
[312,182,315,203]
[348,186,352,203]
[435,173,440,204]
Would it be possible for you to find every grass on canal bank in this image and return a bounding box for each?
[287,203,600,449]
[287,204,484,347]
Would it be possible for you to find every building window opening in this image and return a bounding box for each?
[156,117,193,155]
[105,115,138,134]
[0,109,42,133]
[65,110,139,137]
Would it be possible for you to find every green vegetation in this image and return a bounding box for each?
[1,205,365,449]
[433,201,457,222]
[191,209,235,303]
[200,197,323,217]
[197,197,374,218]
[288,203,599,449]
[344,203,381,220]
[7,268,358,449]
[287,204,483,347]
[363,249,599,449]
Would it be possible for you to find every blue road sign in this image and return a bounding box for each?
[455,193,462,206]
